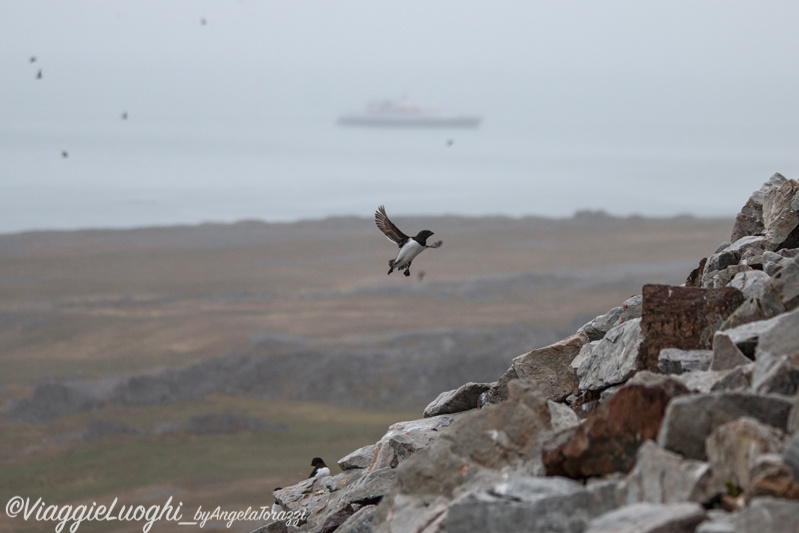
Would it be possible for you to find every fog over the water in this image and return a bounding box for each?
[1,1,798,233]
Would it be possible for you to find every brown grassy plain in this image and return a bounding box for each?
[0,214,733,532]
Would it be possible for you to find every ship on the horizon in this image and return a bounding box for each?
[337,99,482,129]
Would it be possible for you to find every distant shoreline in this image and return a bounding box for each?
[0,210,733,239]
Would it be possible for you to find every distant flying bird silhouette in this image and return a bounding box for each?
[61,150,68,158]
[36,69,42,79]
[200,17,207,25]
[375,205,442,277]
[121,111,128,120]
[446,139,454,146]
[30,56,37,63]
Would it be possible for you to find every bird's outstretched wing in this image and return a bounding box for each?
[375,205,409,247]
[426,240,443,248]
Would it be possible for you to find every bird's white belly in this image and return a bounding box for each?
[394,240,424,267]
[313,467,331,479]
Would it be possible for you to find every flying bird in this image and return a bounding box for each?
[121,111,128,120]
[375,205,442,277]
[61,150,68,158]
[30,56,37,63]
[36,69,42,79]
[308,457,330,479]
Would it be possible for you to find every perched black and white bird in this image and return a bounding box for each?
[308,457,330,479]
[375,205,442,277]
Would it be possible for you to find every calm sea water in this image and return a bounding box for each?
[1,105,796,235]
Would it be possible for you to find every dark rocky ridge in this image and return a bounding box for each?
[263,174,799,533]
[6,325,564,422]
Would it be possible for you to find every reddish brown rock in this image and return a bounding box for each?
[638,284,745,372]
[542,372,690,479]
[747,463,799,502]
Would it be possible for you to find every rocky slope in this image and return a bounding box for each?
[264,174,799,533]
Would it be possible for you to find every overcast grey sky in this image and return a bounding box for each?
[1,2,798,231]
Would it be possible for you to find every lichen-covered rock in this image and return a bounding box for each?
[576,319,643,391]
[639,284,745,372]
[543,372,689,479]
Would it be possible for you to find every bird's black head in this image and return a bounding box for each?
[311,457,326,467]
[415,230,435,245]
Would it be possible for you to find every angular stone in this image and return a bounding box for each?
[686,257,708,287]
[338,444,377,471]
[727,235,769,256]
[703,265,751,290]
[784,432,799,480]
[730,173,787,243]
[580,306,624,341]
[752,353,799,395]
[543,372,689,479]
[576,319,643,391]
[723,257,799,328]
[547,400,581,432]
[447,475,624,533]
[657,392,794,460]
[338,467,397,506]
[485,332,588,405]
[585,502,706,533]
[273,471,361,532]
[672,365,753,394]
[763,178,799,249]
[755,306,799,359]
[747,462,799,501]
[511,332,588,402]
[735,497,799,533]
[370,414,460,472]
[571,340,597,374]
[705,417,786,491]
[710,365,754,392]
[336,505,377,533]
[423,382,491,418]
[658,348,713,374]
[710,332,752,371]
[639,285,745,373]
[624,440,713,505]
[695,510,737,533]
[789,393,799,434]
[621,294,644,323]
[579,296,643,342]
[702,250,742,287]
